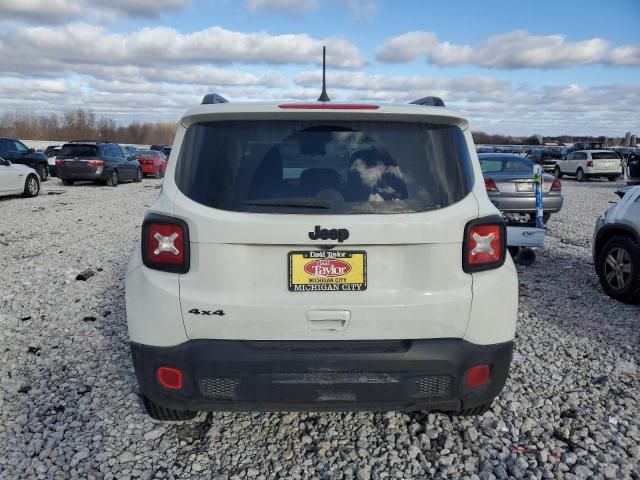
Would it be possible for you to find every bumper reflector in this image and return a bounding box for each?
[157,367,183,390]
[466,364,491,388]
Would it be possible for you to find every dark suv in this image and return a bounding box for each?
[0,137,49,181]
[56,142,143,187]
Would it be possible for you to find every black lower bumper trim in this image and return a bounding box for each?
[131,339,513,412]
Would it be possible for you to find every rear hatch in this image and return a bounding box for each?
[172,115,479,341]
[57,144,100,175]
[591,152,621,172]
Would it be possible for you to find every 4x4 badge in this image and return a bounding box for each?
[308,226,349,243]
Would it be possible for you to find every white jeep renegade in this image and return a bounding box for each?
[125,94,518,421]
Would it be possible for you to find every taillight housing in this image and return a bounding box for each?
[484,177,499,192]
[88,160,104,167]
[463,216,506,273]
[586,160,593,167]
[141,214,190,273]
[550,178,561,191]
[157,366,183,390]
[55,159,63,166]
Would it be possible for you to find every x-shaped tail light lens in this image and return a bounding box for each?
[142,216,189,273]
[466,223,504,271]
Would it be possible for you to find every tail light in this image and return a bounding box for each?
[463,216,506,273]
[550,178,561,191]
[141,214,190,273]
[587,160,593,167]
[484,177,499,192]
[55,159,63,166]
[88,160,104,167]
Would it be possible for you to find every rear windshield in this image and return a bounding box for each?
[480,156,533,173]
[592,152,619,160]
[175,120,473,214]
[136,151,155,157]
[59,144,98,157]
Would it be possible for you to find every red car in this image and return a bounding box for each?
[135,150,168,178]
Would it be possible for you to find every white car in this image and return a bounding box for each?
[554,150,621,182]
[0,157,40,198]
[125,94,518,420]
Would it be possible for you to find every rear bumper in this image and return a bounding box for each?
[131,339,513,412]
[141,165,157,174]
[489,194,563,213]
[57,169,108,181]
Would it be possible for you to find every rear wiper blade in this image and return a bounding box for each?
[244,198,331,209]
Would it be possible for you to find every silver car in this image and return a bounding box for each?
[478,153,563,223]
[593,186,640,303]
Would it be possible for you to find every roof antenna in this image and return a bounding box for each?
[317,46,330,102]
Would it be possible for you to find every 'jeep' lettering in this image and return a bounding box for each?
[308,225,349,243]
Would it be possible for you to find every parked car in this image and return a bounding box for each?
[623,152,640,185]
[44,145,62,177]
[526,149,564,172]
[56,142,143,187]
[0,137,49,182]
[479,154,563,224]
[554,150,621,182]
[125,93,518,421]
[150,144,172,158]
[125,146,139,155]
[134,149,168,178]
[593,186,640,303]
[0,157,40,198]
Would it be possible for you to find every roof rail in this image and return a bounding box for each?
[201,93,229,105]
[410,96,446,107]
[68,140,105,143]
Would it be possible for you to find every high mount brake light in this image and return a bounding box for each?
[278,103,379,110]
[462,217,506,273]
[141,214,190,274]
[484,177,499,192]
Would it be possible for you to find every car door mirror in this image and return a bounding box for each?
[27,148,35,154]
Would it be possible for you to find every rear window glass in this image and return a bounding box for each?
[480,157,533,173]
[136,151,155,157]
[175,120,473,214]
[591,152,619,160]
[60,144,98,157]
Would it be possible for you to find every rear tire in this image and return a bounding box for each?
[159,167,165,178]
[448,402,492,416]
[543,212,551,224]
[554,166,563,179]
[106,170,119,187]
[22,174,40,197]
[37,164,48,182]
[133,168,142,183]
[577,169,586,182]
[596,236,640,304]
[61,179,74,186]
[608,176,618,182]
[142,395,196,421]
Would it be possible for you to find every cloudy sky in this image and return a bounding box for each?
[0,0,638,135]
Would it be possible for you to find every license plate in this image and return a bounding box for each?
[288,250,367,292]
[516,182,533,192]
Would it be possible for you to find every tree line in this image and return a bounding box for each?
[472,131,625,146]
[0,109,627,147]
[0,110,176,145]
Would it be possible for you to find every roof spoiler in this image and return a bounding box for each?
[410,96,446,107]
[201,93,229,105]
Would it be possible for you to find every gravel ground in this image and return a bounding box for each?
[0,177,638,479]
